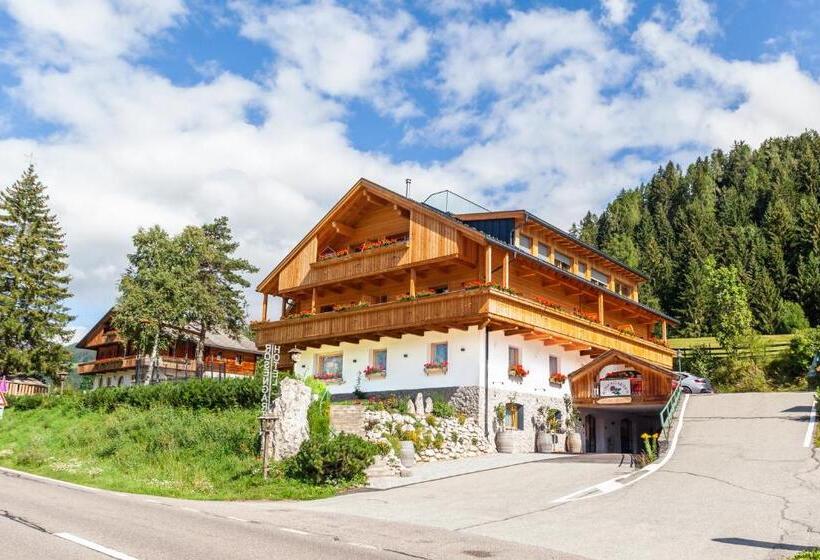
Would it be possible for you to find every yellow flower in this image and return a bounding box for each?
[652,433,659,439]
[641,433,649,439]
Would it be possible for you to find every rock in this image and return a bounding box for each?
[406,399,416,416]
[270,378,312,461]
[415,393,425,416]
[425,397,433,414]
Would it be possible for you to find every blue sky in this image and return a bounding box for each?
[0,0,818,339]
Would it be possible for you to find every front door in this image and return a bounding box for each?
[620,418,633,453]
[584,414,597,453]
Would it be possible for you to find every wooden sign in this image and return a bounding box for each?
[597,396,632,405]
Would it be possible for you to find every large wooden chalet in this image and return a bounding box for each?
[77,309,261,388]
[253,179,679,453]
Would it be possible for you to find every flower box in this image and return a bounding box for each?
[423,361,448,376]
[508,364,529,379]
[364,366,386,380]
[314,373,343,384]
[549,373,566,385]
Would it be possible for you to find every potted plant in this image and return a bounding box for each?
[423,360,447,375]
[494,402,515,453]
[508,364,529,379]
[398,429,416,467]
[563,395,583,453]
[533,405,553,453]
[313,371,343,384]
[363,364,386,380]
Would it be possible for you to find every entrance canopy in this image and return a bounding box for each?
[569,349,676,409]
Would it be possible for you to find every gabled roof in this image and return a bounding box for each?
[256,178,487,293]
[569,349,676,379]
[77,308,261,354]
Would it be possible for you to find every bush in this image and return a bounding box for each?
[711,357,769,392]
[779,301,810,333]
[791,551,820,560]
[431,396,455,418]
[307,396,331,440]
[285,433,379,485]
[9,378,263,412]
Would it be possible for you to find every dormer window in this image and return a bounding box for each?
[591,269,609,288]
[577,262,588,277]
[554,251,572,271]
[537,242,550,260]
[615,281,633,298]
[518,234,532,251]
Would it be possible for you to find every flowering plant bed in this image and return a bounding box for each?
[398,290,436,302]
[423,361,448,375]
[463,280,520,296]
[508,364,529,378]
[318,247,350,261]
[285,311,316,320]
[616,324,636,336]
[549,373,566,384]
[333,301,370,313]
[533,295,562,311]
[355,236,406,253]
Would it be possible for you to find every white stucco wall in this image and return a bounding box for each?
[296,326,589,402]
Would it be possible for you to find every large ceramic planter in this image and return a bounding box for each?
[495,430,515,453]
[535,431,554,453]
[399,441,416,467]
[566,432,582,454]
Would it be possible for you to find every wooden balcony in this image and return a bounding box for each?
[286,241,411,292]
[77,356,140,374]
[254,287,675,367]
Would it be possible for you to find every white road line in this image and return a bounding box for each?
[803,400,817,448]
[55,533,138,560]
[552,394,690,504]
[226,516,247,522]
[278,527,309,535]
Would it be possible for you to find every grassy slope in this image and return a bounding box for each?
[0,404,336,501]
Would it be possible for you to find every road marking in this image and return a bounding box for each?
[278,527,309,535]
[552,394,690,504]
[803,400,817,448]
[55,533,138,560]
[226,516,247,522]
[349,542,378,550]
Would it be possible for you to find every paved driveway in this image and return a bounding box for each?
[268,392,819,560]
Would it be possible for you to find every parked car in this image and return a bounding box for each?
[675,371,714,394]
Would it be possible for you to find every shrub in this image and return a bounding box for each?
[285,433,378,485]
[431,396,455,418]
[791,551,820,560]
[779,301,811,333]
[307,396,331,440]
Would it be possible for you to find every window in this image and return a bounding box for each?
[518,234,532,251]
[591,269,609,288]
[548,355,560,376]
[106,376,112,387]
[537,242,550,260]
[508,346,521,368]
[554,251,572,271]
[317,354,343,380]
[319,304,334,313]
[432,285,448,294]
[117,376,124,387]
[577,262,587,277]
[504,403,524,430]
[376,294,389,304]
[216,351,223,361]
[371,349,387,371]
[235,354,244,365]
[615,281,632,298]
[430,342,448,365]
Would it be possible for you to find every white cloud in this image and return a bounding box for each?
[601,0,633,26]
[0,0,819,335]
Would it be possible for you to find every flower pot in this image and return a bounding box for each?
[566,431,582,454]
[365,371,386,380]
[495,430,515,454]
[399,441,416,467]
[423,366,447,376]
[535,431,554,453]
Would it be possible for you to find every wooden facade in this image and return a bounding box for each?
[76,310,260,378]
[254,179,677,368]
[569,350,676,407]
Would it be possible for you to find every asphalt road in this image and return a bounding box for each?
[0,464,582,559]
[278,392,820,560]
[0,392,816,560]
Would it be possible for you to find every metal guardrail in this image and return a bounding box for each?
[659,384,682,439]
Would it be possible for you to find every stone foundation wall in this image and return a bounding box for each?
[479,387,569,453]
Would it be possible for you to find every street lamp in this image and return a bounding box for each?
[288,347,302,364]
[56,372,68,393]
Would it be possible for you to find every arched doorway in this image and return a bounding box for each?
[584,414,597,453]
[620,418,633,453]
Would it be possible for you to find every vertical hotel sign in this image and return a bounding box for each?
[261,344,280,414]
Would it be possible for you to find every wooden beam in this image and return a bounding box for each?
[502,252,510,288]
[310,288,317,314]
[598,293,605,325]
[661,320,668,342]
[504,327,530,337]
[484,245,492,283]
[262,293,268,322]
[331,221,353,238]
[409,268,416,297]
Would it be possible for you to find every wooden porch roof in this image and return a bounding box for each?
[570,349,677,380]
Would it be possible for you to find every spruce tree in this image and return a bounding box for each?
[0,165,73,380]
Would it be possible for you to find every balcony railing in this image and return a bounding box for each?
[254,287,675,367]
[294,241,410,289]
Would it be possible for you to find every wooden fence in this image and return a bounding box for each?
[668,334,793,360]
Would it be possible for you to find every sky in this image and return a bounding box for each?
[0,0,819,342]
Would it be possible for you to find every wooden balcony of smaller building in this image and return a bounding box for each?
[254,287,675,367]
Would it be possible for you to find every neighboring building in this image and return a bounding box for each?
[0,376,48,396]
[254,179,678,453]
[76,309,261,389]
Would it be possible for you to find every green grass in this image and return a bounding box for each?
[0,403,339,501]
[791,551,820,559]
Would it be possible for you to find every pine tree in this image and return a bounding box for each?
[0,165,73,380]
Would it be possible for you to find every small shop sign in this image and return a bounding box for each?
[600,378,631,397]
